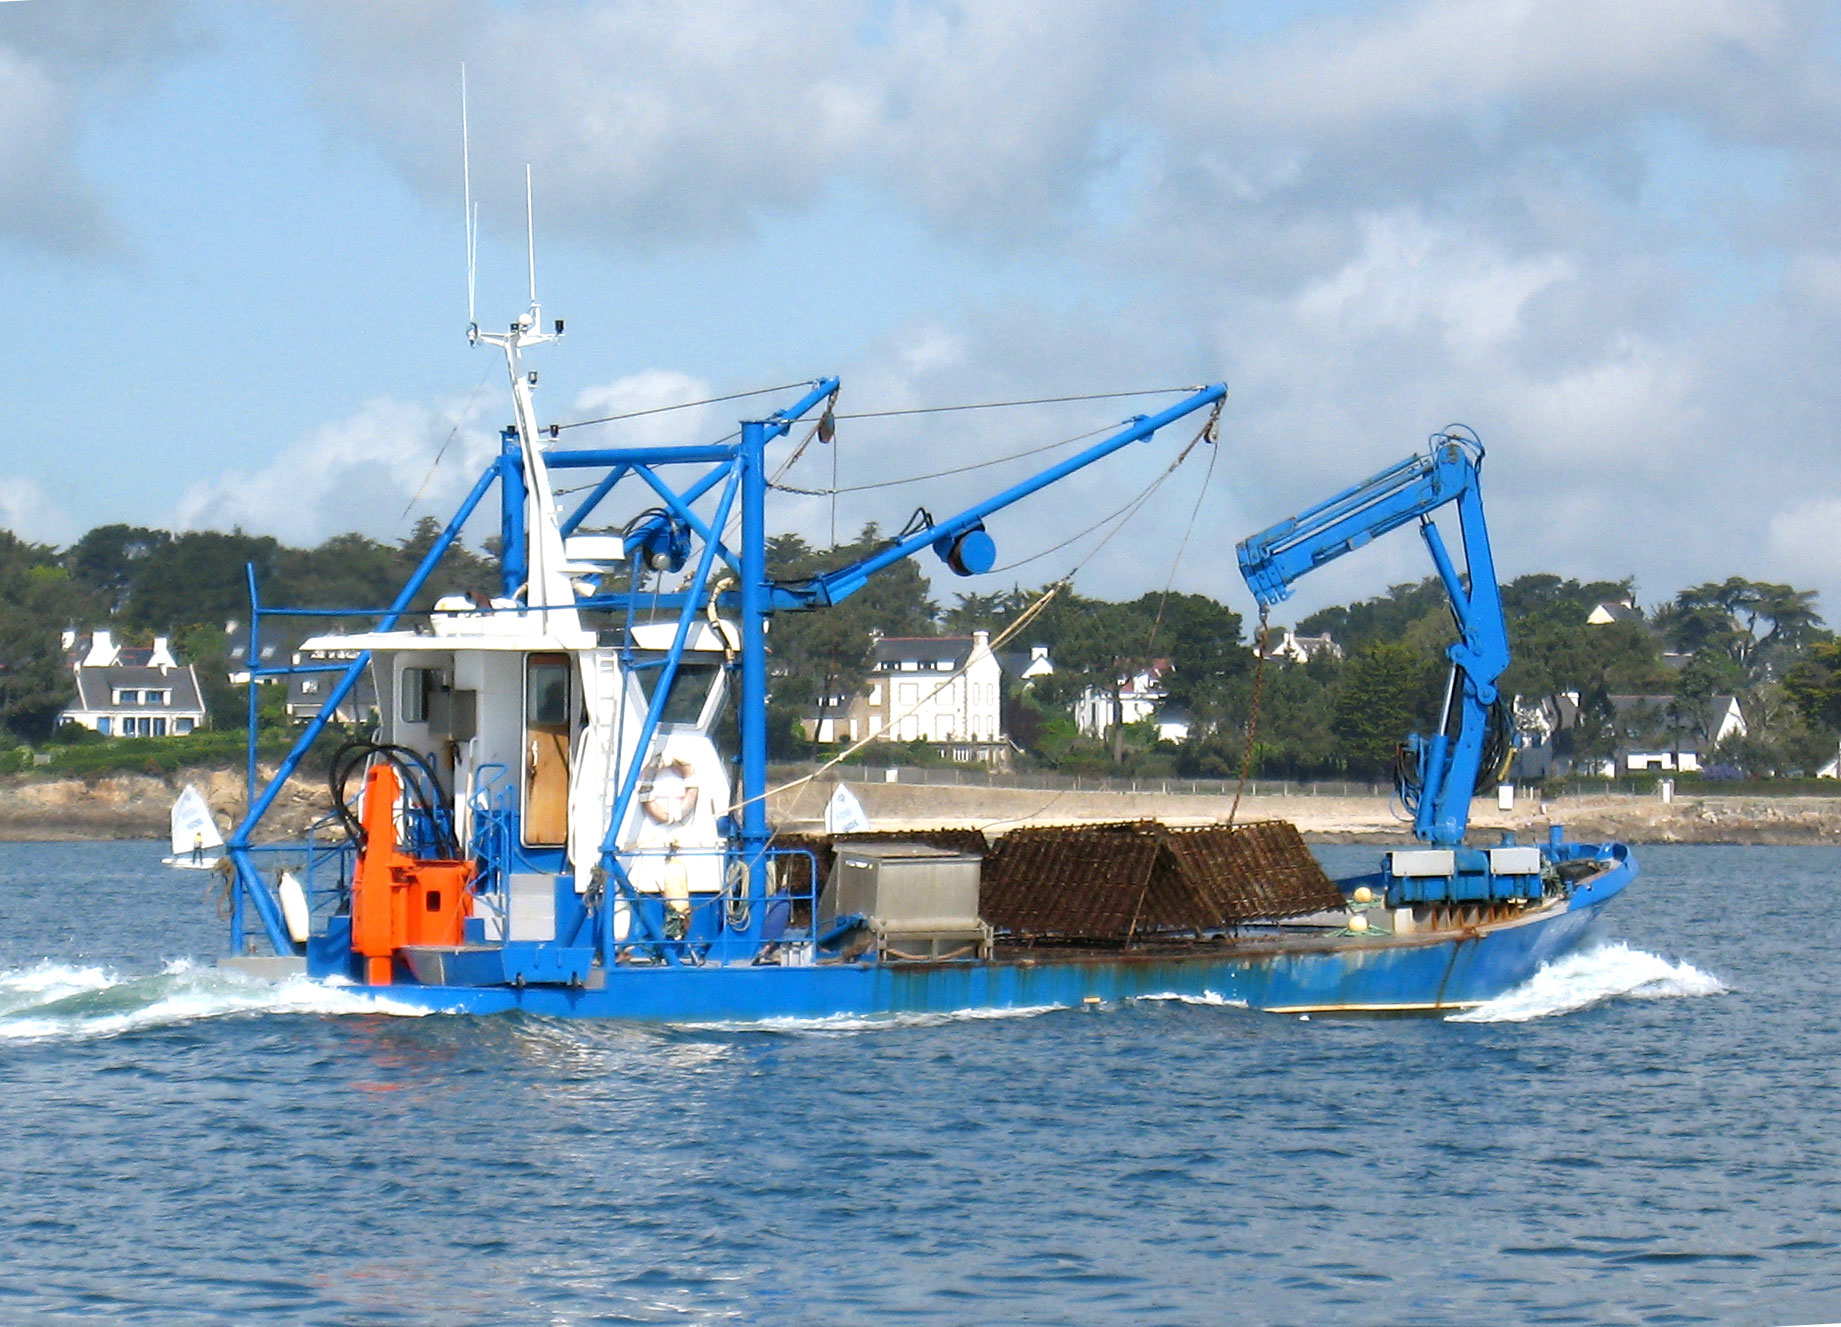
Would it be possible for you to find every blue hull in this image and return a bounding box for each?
[340,854,1635,1021]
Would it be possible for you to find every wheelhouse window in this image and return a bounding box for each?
[526,660,571,726]
[401,667,428,723]
[636,662,719,726]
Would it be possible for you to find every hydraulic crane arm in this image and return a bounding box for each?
[1235,427,1509,846]
[774,384,1227,610]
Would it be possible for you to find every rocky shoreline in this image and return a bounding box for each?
[3,768,1838,846]
[0,769,324,843]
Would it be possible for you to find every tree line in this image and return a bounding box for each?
[5,517,1839,783]
[0,521,496,742]
[771,530,1841,781]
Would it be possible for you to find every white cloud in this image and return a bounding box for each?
[275,0,1150,247]
[46,0,1841,620]
[570,369,715,448]
[1508,336,1702,469]
[171,395,500,546]
[0,475,74,546]
[1292,212,1574,357]
[0,0,199,252]
[1768,497,1841,593]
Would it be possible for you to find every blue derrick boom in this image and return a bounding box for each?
[1234,427,1538,907]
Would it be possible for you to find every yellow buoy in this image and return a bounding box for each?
[1347,913,1370,933]
[1353,886,1374,904]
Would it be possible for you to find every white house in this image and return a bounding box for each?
[803,632,1008,763]
[58,630,208,738]
[1261,630,1344,664]
[1586,599,1643,626]
[1075,659,1189,741]
[286,649,379,723]
[1597,693,1747,775]
[1006,644,1055,684]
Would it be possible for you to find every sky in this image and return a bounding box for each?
[3,0,1841,628]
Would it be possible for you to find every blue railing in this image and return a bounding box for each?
[598,845,820,967]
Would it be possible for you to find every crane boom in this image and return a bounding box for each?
[1236,427,1509,846]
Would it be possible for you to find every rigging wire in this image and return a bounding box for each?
[730,579,1073,820]
[1144,403,1223,654]
[1227,609,1271,829]
[400,365,497,519]
[551,430,743,500]
[981,411,1211,579]
[731,400,1224,823]
[770,421,1115,497]
[548,382,814,433]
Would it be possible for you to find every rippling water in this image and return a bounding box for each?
[1,840,1836,1325]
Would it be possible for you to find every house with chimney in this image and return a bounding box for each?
[1075,659,1191,742]
[799,631,1010,764]
[57,630,208,738]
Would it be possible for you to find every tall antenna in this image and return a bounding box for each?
[462,65,477,331]
[525,163,537,308]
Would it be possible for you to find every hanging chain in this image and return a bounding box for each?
[1227,607,1271,828]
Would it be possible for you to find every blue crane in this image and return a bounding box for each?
[1236,427,1514,851]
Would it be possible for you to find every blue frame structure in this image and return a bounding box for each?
[1235,427,1508,847]
[222,361,1229,966]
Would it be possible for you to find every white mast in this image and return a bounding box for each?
[465,158,581,643]
[525,164,538,308]
[462,65,476,332]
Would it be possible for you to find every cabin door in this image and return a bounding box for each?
[523,653,573,846]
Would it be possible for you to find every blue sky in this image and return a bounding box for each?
[4,0,1841,626]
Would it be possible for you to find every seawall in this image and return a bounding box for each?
[5,768,1837,845]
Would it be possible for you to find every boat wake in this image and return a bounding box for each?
[0,959,433,1042]
[1136,990,1251,1009]
[680,1004,1067,1036]
[1450,942,1727,1024]
[686,991,1249,1034]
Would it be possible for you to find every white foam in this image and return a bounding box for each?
[0,960,435,1042]
[681,1003,1066,1035]
[1450,942,1727,1023]
[1135,990,1250,1009]
[0,961,117,1014]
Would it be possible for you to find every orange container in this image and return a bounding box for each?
[401,860,473,947]
[350,763,474,982]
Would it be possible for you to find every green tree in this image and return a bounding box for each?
[0,533,97,741]
[1658,577,1824,675]
[1133,591,1246,733]
[1330,642,1441,777]
[765,525,937,748]
[1784,640,1841,733]
[64,524,172,616]
[125,530,281,634]
[1297,578,1448,654]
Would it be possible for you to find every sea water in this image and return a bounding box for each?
[0,840,1835,1326]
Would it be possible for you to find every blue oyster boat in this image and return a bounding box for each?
[216,293,1634,1019]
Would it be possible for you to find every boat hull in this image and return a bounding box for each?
[326,853,1634,1021]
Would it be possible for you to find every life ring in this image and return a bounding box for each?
[640,756,700,827]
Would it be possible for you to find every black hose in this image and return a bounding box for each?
[327,738,460,859]
[1392,693,1514,808]
[1472,697,1515,796]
